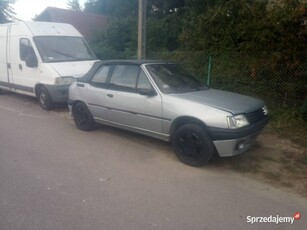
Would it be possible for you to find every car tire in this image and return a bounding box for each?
[171,123,214,167]
[72,102,96,131]
[38,86,53,110]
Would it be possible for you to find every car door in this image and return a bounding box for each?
[106,64,163,134]
[85,64,111,120]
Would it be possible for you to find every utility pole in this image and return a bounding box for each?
[138,0,147,60]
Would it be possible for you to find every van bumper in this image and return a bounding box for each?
[44,84,71,103]
[208,117,268,157]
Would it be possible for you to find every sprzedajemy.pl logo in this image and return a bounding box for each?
[247,212,301,225]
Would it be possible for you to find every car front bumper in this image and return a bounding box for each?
[208,117,268,157]
[213,132,259,157]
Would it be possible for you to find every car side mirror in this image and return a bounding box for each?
[138,88,156,96]
[25,53,38,68]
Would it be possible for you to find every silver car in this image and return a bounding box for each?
[68,60,269,166]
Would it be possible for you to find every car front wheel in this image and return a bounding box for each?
[72,102,96,131]
[172,123,214,167]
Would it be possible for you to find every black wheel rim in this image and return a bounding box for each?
[177,131,203,162]
[75,106,89,127]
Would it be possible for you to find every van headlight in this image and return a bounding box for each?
[227,114,249,129]
[55,77,75,85]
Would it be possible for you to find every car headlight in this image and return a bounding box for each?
[262,105,269,115]
[55,77,75,85]
[227,114,249,129]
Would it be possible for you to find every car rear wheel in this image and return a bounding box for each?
[38,86,53,110]
[172,123,214,167]
[72,102,96,131]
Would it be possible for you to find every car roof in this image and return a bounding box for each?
[77,59,175,83]
[97,59,170,65]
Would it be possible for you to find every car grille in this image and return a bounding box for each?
[246,109,267,124]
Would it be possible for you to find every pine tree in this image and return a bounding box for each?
[67,0,82,11]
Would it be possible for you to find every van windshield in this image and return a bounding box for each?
[33,36,97,63]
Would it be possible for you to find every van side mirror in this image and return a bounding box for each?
[25,53,38,68]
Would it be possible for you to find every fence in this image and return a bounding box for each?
[148,51,307,109]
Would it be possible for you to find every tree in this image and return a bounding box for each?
[84,0,307,57]
[265,0,307,54]
[84,0,184,56]
[67,0,82,11]
[180,0,265,51]
[0,0,16,23]
[179,0,307,54]
[84,0,138,17]
[89,16,138,59]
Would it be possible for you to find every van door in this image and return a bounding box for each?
[7,35,40,96]
[0,25,11,89]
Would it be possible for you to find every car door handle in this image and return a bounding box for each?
[107,94,113,98]
[19,64,22,70]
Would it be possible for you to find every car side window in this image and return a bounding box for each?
[91,65,111,88]
[109,65,139,92]
[20,38,35,61]
[137,70,153,90]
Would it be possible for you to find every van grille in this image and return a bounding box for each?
[246,109,266,124]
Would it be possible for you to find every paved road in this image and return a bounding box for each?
[0,93,306,230]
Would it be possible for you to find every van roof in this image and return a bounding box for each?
[4,21,82,37]
[25,21,82,37]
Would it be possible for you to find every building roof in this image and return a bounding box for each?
[35,7,108,40]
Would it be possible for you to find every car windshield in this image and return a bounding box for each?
[33,36,97,63]
[145,63,207,94]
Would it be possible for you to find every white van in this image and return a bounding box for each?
[0,21,98,110]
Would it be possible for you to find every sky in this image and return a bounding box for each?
[13,0,87,21]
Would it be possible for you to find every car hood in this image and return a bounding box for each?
[48,60,97,78]
[171,89,264,114]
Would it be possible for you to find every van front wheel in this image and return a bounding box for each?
[38,86,53,110]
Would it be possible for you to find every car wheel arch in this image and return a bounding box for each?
[170,116,208,138]
[72,100,86,112]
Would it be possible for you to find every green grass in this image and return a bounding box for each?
[267,106,307,148]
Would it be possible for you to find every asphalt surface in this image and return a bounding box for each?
[0,92,306,230]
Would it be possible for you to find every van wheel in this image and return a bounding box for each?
[38,86,53,110]
[172,123,214,167]
[72,102,95,131]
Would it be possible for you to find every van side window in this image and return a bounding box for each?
[20,38,35,61]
